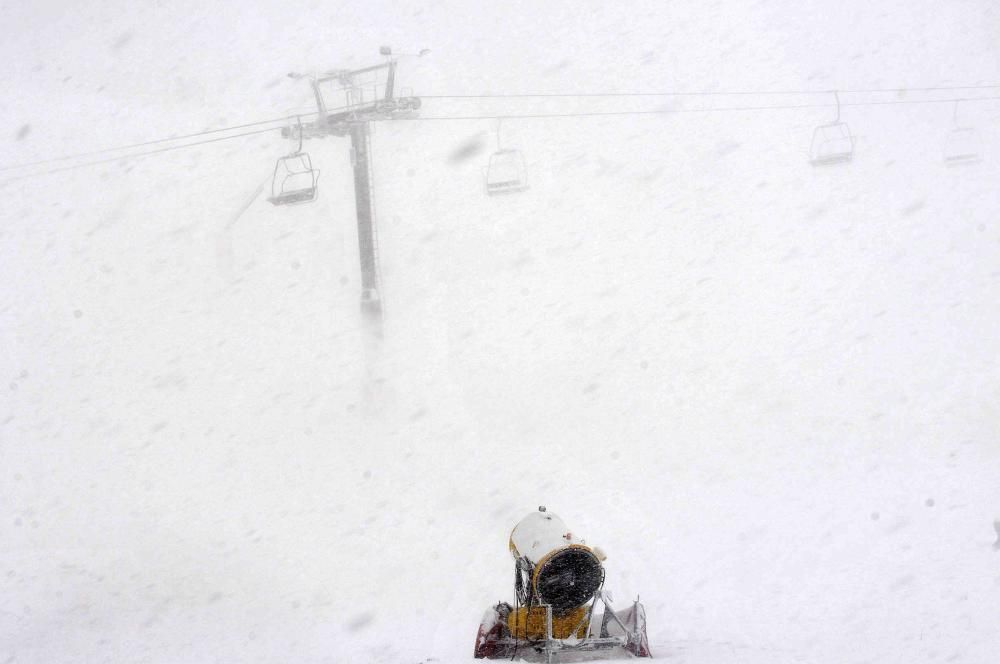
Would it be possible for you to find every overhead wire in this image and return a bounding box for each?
[420,83,1000,100]
[0,112,316,173]
[1,94,382,175]
[379,94,1000,123]
[3,86,1000,182]
[0,126,278,185]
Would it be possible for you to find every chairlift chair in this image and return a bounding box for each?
[810,91,855,166]
[269,152,320,205]
[810,123,855,165]
[943,101,981,165]
[485,148,528,195]
[269,117,321,206]
[943,127,981,165]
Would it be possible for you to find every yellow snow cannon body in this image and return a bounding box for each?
[473,507,651,661]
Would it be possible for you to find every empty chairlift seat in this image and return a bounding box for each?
[810,122,854,166]
[943,100,981,165]
[485,149,528,195]
[269,153,320,206]
[943,127,981,165]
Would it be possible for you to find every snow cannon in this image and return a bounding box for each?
[510,508,606,612]
[474,507,651,661]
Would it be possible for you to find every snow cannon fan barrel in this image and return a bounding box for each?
[509,507,604,613]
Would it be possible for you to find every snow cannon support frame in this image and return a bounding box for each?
[474,590,650,661]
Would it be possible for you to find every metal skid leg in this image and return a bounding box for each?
[475,592,650,660]
[544,604,554,664]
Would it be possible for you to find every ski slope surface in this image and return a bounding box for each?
[2,2,1000,663]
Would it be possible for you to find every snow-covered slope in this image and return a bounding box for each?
[2,2,1000,663]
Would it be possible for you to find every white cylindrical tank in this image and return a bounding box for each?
[509,508,579,565]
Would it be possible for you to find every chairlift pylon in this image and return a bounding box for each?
[269,117,321,206]
[943,100,981,165]
[810,91,855,166]
[484,120,528,195]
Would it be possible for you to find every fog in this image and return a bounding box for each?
[2,2,999,663]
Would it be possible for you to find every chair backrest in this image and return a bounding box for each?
[810,122,854,162]
[279,154,314,175]
[273,154,317,195]
[488,150,525,183]
[944,127,979,163]
[280,170,318,193]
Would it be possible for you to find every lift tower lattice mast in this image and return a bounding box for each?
[286,47,421,338]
